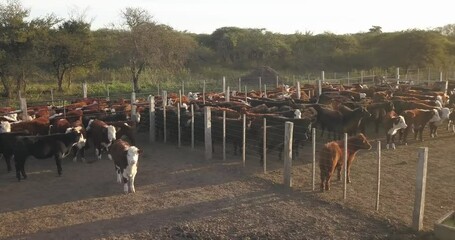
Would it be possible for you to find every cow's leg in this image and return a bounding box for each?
[386,134,391,149]
[336,163,343,181]
[4,153,12,172]
[325,171,333,191]
[419,127,425,141]
[15,158,22,181]
[72,147,78,162]
[129,175,136,193]
[122,177,129,194]
[80,147,86,163]
[390,134,396,149]
[95,147,102,160]
[115,166,122,183]
[416,128,421,141]
[54,154,63,176]
[320,168,326,192]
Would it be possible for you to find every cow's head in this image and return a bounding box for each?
[107,125,117,142]
[126,146,140,167]
[294,109,302,119]
[66,127,86,148]
[351,133,372,150]
[388,115,407,135]
[0,121,11,133]
[429,109,441,123]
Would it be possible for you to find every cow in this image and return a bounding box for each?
[86,119,117,160]
[382,111,408,149]
[338,105,371,136]
[428,107,451,138]
[448,110,455,133]
[359,101,395,134]
[257,117,312,165]
[400,109,441,144]
[312,104,344,140]
[1,121,11,133]
[108,139,141,194]
[0,131,29,172]
[10,117,50,135]
[105,121,137,145]
[319,133,372,192]
[12,127,85,181]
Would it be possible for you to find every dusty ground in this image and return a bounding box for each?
[0,126,454,240]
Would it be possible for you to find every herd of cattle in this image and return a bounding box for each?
[1,81,454,192]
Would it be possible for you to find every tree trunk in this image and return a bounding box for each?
[57,68,66,92]
[0,75,12,98]
[133,74,139,92]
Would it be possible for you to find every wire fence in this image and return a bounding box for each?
[1,74,453,232]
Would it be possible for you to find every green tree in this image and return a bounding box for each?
[0,0,57,97]
[47,19,95,91]
[118,7,196,91]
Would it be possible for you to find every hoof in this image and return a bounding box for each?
[386,144,390,149]
[391,143,396,149]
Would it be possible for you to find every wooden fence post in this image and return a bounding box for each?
[312,128,316,191]
[412,147,428,231]
[179,89,182,106]
[149,95,156,143]
[276,75,279,88]
[203,80,206,104]
[191,104,195,150]
[50,89,54,106]
[222,110,226,161]
[263,117,267,174]
[162,90,167,107]
[20,97,28,121]
[83,83,87,98]
[131,92,138,123]
[376,140,381,211]
[242,114,246,167]
[226,86,230,102]
[222,76,226,94]
[177,103,181,148]
[297,81,301,99]
[284,121,294,188]
[259,77,262,97]
[163,105,167,143]
[106,85,110,101]
[204,107,212,160]
[244,86,247,102]
[343,133,348,200]
[238,77,241,92]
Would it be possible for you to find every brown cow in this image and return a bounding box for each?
[319,133,372,192]
[108,139,141,193]
[86,119,117,160]
[11,117,50,135]
[399,109,440,144]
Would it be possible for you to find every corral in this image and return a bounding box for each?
[0,79,454,239]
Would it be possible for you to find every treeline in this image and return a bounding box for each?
[1,0,455,98]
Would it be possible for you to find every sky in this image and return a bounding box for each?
[17,0,455,34]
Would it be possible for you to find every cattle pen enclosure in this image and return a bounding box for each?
[1,80,454,239]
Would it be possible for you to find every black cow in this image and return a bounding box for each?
[312,104,344,140]
[338,105,371,136]
[0,131,29,172]
[13,127,84,181]
[257,117,312,165]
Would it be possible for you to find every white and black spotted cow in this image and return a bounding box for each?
[108,139,141,194]
[86,119,117,160]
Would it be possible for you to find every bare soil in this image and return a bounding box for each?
[0,127,453,240]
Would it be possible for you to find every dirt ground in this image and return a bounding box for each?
[0,126,454,240]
